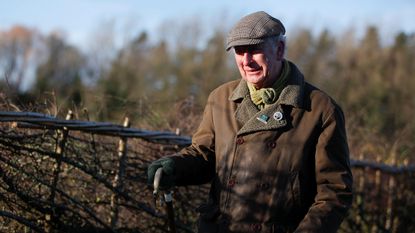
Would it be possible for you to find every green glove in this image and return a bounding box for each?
[147,157,176,189]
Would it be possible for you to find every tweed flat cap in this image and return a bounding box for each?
[226,11,286,51]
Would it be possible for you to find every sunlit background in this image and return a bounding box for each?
[1,1,415,232]
[2,0,415,87]
[3,0,415,48]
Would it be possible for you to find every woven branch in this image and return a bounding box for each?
[350,159,415,174]
[0,111,198,232]
[0,210,44,233]
[0,111,191,146]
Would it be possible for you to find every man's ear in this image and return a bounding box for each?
[276,41,285,60]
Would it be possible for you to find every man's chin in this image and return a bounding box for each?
[245,76,264,84]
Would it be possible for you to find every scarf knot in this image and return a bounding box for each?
[248,60,290,110]
[250,88,278,106]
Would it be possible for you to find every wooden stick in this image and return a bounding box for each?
[385,150,397,232]
[46,110,73,232]
[109,117,130,228]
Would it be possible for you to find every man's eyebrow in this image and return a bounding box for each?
[235,45,263,51]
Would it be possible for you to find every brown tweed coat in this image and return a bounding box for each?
[171,61,353,233]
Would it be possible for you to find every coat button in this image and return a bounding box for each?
[250,223,262,232]
[236,137,244,145]
[268,142,276,148]
[228,178,236,188]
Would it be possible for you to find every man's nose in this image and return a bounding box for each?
[242,52,253,66]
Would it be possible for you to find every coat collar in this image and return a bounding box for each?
[229,60,305,108]
[229,60,305,135]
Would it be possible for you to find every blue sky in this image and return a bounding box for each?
[1,0,415,49]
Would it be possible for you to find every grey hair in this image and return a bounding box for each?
[264,33,286,57]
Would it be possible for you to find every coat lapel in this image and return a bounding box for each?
[234,97,258,127]
[229,80,255,126]
[229,60,306,136]
[237,103,287,135]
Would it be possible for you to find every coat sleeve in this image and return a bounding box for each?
[170,93,217,186]
[295,105,353,233]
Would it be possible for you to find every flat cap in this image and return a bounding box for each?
[226,11,286,51]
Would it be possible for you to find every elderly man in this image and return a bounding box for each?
[148,11,353,233]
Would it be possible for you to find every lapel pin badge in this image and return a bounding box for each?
[257,114,269,124]
[273,111,283,121]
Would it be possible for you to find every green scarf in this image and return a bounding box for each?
[248,60,290,110]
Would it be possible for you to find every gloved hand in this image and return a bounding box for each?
[147,157,176,189]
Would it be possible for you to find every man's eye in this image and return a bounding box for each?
[251,49,262,54]
[235,47,262,55]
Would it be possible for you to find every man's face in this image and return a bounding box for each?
[234,40,284,89]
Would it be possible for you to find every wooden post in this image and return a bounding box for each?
[83,108,99,170]
[46,110,73,232]
[355,153,365,229]
[109,117,130,229]
[385,152,397,232]
[371,156,382,233]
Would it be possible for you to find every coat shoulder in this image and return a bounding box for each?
[209,79,240,100]
[304,82,341,110]
[302,82,346,125]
